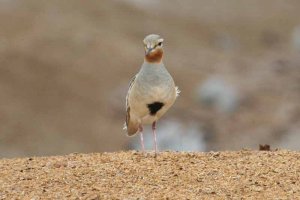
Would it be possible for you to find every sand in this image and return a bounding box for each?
[1,150,300,199]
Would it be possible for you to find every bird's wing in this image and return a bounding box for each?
[124,74,137,129]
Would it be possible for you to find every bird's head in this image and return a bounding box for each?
[143,34,164,63]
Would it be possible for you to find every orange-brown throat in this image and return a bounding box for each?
[145,48,163,63]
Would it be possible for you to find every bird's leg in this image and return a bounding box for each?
[152,121,158,154]
[139,125,145,152]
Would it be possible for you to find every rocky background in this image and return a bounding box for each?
[0,0,300,157]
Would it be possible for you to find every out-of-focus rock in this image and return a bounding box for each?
[214,32,239,51]
[1,0,300,157]
[129,119,207,152]
[196,76,240,114]
[291,25,300,51]
[260,31,279,48]
[276,126,300,150]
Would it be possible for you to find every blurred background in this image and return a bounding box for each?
[1,0,300,157]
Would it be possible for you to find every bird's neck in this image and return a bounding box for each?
[144,48,163,63]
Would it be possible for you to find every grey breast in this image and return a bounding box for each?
[134,62,175,100]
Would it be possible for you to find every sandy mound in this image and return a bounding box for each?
[1,150,299,199]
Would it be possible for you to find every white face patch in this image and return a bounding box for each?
[145,42,157,50]
[157,38,164,43]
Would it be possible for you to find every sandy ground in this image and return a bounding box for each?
[1,150,299,199]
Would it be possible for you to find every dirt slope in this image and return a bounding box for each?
[0,150,299,199]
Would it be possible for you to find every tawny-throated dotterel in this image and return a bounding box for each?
[124,34,180,154]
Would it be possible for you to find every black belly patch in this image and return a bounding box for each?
[147,102,164,115]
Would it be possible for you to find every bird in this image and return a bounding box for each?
[124,34,180,154]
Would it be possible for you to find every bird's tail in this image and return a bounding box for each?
[123,121,139,136]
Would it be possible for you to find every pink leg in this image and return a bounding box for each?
[139,125,145,152]
[152,121,158,154]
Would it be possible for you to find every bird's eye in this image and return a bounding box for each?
[158,42,162,46]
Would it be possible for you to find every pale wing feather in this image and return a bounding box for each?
[124,74,137,130]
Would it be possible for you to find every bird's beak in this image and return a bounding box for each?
[145,47,154,56]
